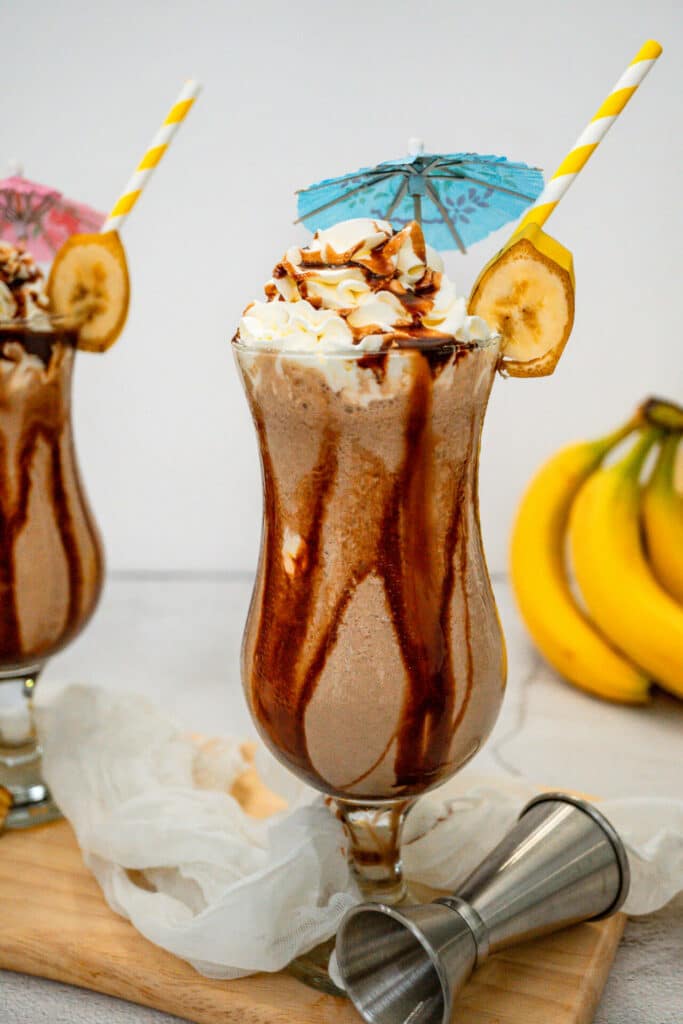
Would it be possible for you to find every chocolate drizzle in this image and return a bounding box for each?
[250,413,340,762]
[49,435,85,635]
[0,425,40,657]
[0,329,104,668]
[253,220,489,350]
[452,414,478,733]
[0,444,19,655]
[239,343,504,799]
[375,354,453,789]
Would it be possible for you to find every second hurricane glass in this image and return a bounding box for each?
[235,338,506,910]
[0,315,104,826]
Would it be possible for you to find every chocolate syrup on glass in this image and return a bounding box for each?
[239,342,504,800]
[0,324,103,666]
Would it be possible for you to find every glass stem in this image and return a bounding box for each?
[0,664,61,827]
[334,797,414,905]
[0,666,42,768]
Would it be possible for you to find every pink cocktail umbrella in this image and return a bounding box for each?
[0,174,105,262]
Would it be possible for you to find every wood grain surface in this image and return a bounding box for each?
[0,818,625,1024]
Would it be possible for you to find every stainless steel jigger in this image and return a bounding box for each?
[335,793,630,1024]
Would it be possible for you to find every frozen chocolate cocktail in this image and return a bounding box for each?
[0,87,195,828]
[0,242,104,823]
[233,219,506,908]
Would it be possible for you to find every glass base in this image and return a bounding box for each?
[287,937,345,996]
[288,797,416,995]
[287,882,420,998]
[4,794,62,829]
[0,664,63,830]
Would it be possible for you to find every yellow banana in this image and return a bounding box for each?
[570,431,683,699]
[641,433,683,604]
[510,422,649,703]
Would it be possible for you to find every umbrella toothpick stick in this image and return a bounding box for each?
[407,137,425,225]
[517,39,662,234]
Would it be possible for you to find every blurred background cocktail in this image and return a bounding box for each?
[0,304,104,824]
[0,81,200,826]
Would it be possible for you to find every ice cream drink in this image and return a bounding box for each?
[0,243,103,672]
[234,219,506,803]
[0,241,104,827]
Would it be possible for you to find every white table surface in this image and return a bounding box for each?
[1,575,682,1024]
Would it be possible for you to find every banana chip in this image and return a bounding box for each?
[48,231,130,352]
[469,224,575,378]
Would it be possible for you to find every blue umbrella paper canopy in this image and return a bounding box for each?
[296,147,544,253]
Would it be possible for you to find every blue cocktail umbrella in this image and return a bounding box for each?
[296,140,544,253]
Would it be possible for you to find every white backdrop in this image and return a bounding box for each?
[3,0,682,573]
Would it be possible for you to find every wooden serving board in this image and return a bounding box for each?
[0,819,624,1024]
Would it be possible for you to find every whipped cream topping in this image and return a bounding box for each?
[0,242,50,323]
[237,218,492,352]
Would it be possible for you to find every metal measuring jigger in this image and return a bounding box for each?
[335,793,630,1024]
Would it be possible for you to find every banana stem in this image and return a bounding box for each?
[650,432,681,491]
[593,413,644,459]
[618,428,663,479]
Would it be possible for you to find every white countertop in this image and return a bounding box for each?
[2,575,682,1023]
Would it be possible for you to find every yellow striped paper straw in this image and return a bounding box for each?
[101,79,201,233]
[517,40,662,233]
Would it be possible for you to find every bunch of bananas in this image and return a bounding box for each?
[510,398,683,703]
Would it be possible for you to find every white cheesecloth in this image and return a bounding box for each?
[34,684,683,980]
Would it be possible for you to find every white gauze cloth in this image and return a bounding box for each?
[36,685,683,979]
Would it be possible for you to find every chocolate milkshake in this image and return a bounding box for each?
[234,219,506,805]
[0,243,103,671]
[0,242,104,823]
